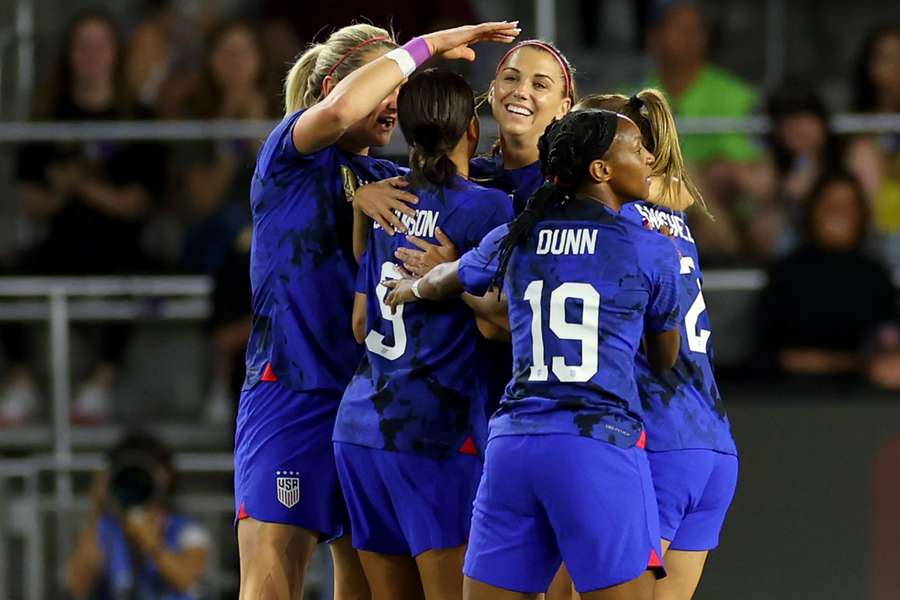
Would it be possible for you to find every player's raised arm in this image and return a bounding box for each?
[291,22,521,155]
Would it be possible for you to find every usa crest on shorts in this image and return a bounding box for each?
[276,471,300,508]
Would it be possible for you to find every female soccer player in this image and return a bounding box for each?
[577,91,738,600]
[334,67,513,600]
[375,39,578,425]
[386,109,682,599]
[233,20,519,599]
[354,38,576,266]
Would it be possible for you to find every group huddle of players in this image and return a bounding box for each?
[231,20,738,600]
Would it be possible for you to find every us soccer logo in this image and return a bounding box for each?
[276,471,300,508]
[340,165,359,203]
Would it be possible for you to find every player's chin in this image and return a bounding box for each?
[366,129,394,148]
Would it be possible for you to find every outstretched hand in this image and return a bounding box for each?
[394,227,458,277]
[353,177,419,234]
[383,274,418,311]
[423,21,521,62]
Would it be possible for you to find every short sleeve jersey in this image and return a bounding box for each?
[334,176,514,458]
[470,154,544,216]
[244,110,400,394]
[622,202,737,454]
[490,199,681,447]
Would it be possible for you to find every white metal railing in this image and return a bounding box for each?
[0,452,235,600]
[0,276,211,600]
[0,113,898,151]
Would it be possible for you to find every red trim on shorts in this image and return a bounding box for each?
[648,548,662,568]
[238,502,250,520]
[458,436,478,456]
[261,363,278,382]
[636,430,647,449]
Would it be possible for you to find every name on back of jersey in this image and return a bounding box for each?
[374,209,440,238]
[536,228,598,255]
[634,204,695,244]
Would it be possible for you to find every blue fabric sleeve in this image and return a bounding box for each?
[457,223,509,296]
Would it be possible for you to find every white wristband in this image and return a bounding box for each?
[411,278,424,299]
[384,48,417,78]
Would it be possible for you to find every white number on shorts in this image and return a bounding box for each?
[680,256,711,354]
[525,280,600,382]
[365,261,407,360]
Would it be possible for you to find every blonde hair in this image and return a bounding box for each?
[576,88,708,216]
[283,24,396,115]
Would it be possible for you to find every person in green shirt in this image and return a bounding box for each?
[645,0,761,165]
[637,1,776,266]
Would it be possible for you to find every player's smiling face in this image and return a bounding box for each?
[491,46,571,140]
[342,47,400,149]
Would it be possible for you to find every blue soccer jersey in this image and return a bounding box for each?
[243,110,400,393]
[470,154,544,216]
[623,202,737,455]
[487,199,681,447]
[334,176,514,458]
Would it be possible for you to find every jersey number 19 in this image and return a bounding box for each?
[524,280,600,383]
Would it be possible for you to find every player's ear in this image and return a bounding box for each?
[588,159,611,184]
[321,75,338,97]
[467,115,479,142]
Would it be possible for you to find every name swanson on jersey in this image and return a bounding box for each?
[634,203,695,244]
[374,209,441,238]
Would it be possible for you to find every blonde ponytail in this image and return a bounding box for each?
[636,88,708,216]
[284,44,325,114]
[282,24,396,116]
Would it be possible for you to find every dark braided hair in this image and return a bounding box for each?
[398,68,475,189]
[490,109,621,290]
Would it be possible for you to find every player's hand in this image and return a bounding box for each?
[123,507,165,557]
[383,276,417,311]
[422,21,521,62]
[394,227,458,276]
[353,177,418,235]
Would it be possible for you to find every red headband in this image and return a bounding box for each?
[324,35,390,83]
[495,40,573,99]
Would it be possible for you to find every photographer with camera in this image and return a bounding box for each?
[66,432,210,600]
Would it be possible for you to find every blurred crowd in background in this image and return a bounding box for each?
[0,0,898,430]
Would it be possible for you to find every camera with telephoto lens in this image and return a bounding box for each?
[106,433,173,513]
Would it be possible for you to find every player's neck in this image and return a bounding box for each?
[499,133,539,169]
[337,135,369,156]
[448,137,470,180]
[577,183,625,213]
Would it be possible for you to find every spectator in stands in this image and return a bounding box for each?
[171,21,275,423]
[757,171,898,383]
[250,0,479,85]
[178,19,276,275]
[749,85,846,260]
[847,25,900,269]
[645,0,760,164]
[644,0,773,265]
[125,0,208,117]
[66,431,210,599]
[6,10,165,424]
